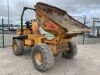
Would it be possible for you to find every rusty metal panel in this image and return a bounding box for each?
[35,2,91,35]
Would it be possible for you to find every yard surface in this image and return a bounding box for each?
[0,44,100,75]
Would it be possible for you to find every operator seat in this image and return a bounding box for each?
[25,21,32,33]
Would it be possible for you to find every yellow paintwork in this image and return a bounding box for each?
[25,39,33,46]
[31,22,40,34]
[16,22,43,46]
[16,21,72,56]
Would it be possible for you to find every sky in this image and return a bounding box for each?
[0,0,100,25]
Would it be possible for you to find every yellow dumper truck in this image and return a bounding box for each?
[12,2,91,72]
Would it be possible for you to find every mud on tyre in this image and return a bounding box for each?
[62,42,77,59]
[12,39,24,55]
[31,44,54,72]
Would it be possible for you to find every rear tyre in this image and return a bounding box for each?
[31,44,54,72]
[62,42,77,59]
[12,39,24,55]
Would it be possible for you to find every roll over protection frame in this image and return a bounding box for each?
[21,7,35,34]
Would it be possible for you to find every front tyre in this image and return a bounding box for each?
[31,44,54,72]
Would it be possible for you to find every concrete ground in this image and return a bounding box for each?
[0,44,100,75]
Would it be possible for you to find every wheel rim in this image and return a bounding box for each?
[34,51,43,65]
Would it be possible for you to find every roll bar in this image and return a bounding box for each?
[21,7,35,34]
